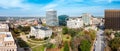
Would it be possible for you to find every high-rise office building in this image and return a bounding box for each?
[105,10,120,30]
[46,9,58,26]
[82,13,92,25]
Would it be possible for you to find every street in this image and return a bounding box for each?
[94,29,106,51]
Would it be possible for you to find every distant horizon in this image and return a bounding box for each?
[0,0,120,16]
[0,14,104,18]
[0,13,105,17]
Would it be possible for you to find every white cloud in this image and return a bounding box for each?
[41,0,84,10]
[41,4,58,10]
[93,0,120,3]
[108,0,112,3]
[93,0,107,3]
[0,0,119,16]
[71,0,83,2]
[40,0,63,10]
[112,0,120,1]
[0,0,30,9]
[0,0,84,10]
[0,0,118,10]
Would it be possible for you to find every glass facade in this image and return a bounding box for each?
[46,9,58,26]
[58,15,69,26]
[82,13,91,25]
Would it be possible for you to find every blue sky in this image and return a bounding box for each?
[0,0,120,17]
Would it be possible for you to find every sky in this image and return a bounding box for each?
[0,0,120,17]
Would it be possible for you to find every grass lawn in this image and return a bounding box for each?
[62,35,72,42]
[26,39,46,51]
[61,47,64,51]
[32,45,45,51]
[51,44,56,48]
[26,40,46,51]
[27,39,45,44]
[27,42,36,47]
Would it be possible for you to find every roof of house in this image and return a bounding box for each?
[0,24,9,29]
[0,32,14,41]
[33,25,50,31]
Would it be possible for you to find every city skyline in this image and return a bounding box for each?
[0,0,120,16]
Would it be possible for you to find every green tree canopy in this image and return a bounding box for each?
[115,32,120,37]
[109,37,120,51]
[62,27,68,34]
[64,42,69,51]
[80,39,91,51]
[104,29,113,37]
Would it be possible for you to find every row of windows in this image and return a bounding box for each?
[5,43,13,46]
[0,49,15,51]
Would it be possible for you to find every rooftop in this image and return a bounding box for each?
[0,24,9,29]
[105,10,120,12]
[0,32,14,41]
[68,18,82,21]
[33,25,50,31]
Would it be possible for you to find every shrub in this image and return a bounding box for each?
[30,36,35,38]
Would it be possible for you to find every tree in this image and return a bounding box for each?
[68,29,77,37]
[89,29,96,40]
[30,36,35,38]
[70,36,83,51]
[64,42,69,51]
[14,28,20,34]
[17,25,30,32]
[46,43,56,48]
[17,38,29,47]
[22,26,30,32]
[104,29,113,37]
[82,29,96,41]
[42,23,46,26]
[62,27,68,34]
[78,31,85,36]
[109,37,120,51]
[115,32,120,37]
[80,39,91,51]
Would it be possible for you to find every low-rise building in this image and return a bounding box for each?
[84,25,98,31]
[0,24,9,32]
[0,32,17,51]
[67,18,83,28]
[29,25,52,39]
[92,18,101,25]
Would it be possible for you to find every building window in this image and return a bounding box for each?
[8,43,9,46]
[5,44,6,46]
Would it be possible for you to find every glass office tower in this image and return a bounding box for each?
[46,9,58,26]
[82,13,92,25]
